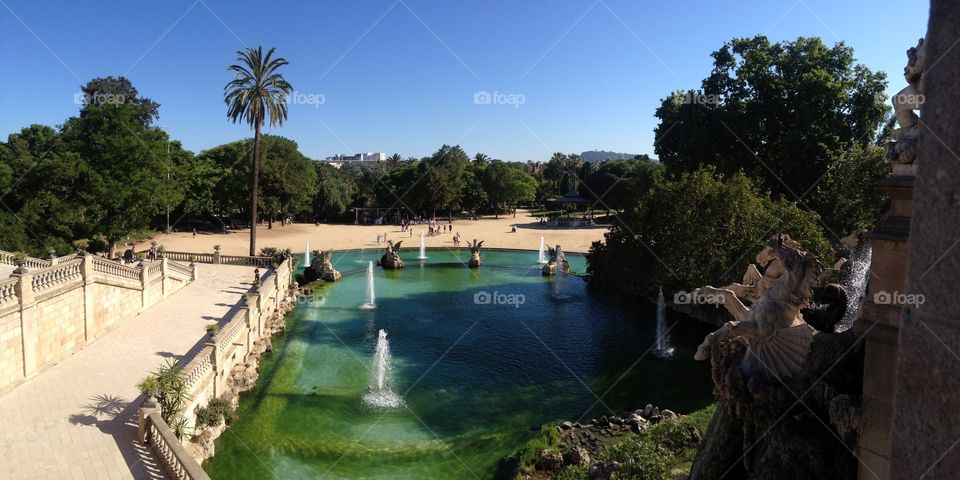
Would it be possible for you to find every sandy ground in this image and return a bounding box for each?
[147,209,610,256]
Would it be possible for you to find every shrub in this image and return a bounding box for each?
[206,323,218,335]
[194,397,236,429]
[136,359,190,426]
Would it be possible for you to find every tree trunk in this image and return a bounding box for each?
[249,124,261,256]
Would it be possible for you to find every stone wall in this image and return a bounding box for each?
[176,257,295,429]
[0,254,196,394]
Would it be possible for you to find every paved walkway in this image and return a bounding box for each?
[0,263,256,479]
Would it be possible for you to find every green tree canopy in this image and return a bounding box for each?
[587,167,832,297]
[654,35,889,236]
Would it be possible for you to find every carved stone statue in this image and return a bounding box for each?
[379,240,404,269]
[887,37,928,165]
[318,250,341,281]
[693,234,824,380]
[467,239,483,268]
[541,245,570,276]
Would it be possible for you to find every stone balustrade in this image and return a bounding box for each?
[144,411,211,480]
[0,254,198,394]
[137,250,275,268]
[0,251,53,270]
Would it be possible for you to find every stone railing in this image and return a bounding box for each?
[170,257,294,426]
[181,346,214,395]
[167,260,193,279]
[0,255,198,394]
[92,256,143,282]
[0,277,17,308]
[142,410,211,480]
[142,250,275,268]
[30,257,84,294]
[0,251,52,270]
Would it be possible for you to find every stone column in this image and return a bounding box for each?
[889,3,960,478]
[854,167,913,480]
[81,254,95,341]
[139,264,148,308]
[12,270,36,379]
[160,257,169,296]
[137,397,162,443]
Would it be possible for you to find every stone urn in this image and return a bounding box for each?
[380,241,405,269]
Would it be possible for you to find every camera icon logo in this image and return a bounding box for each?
[474,290,492,305]
[873,291,892,305]
[673,291,692,305]
[473,91,492,105]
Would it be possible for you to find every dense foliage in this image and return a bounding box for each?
[654,35,890,237]
[587,167,832,297]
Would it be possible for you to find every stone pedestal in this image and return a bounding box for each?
[888,4,960,478]
[854,170,914,480]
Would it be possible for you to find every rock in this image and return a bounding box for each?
[563,445,591,466]
[662,409,677,419]
[652,407,660,417]
[643,404,653,418]
[559,421,573,430]
[535,449,563,471]
[597,415,610,427]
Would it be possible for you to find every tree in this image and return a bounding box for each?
[387,153,403,170]
[224,46,293,255]
[60,78,183,255]
[587,167,832,297]
[473,152,489,166]
[313,162,354,220]
[416,145,469,217]
[258,136,316,227]
[654,36,888,236]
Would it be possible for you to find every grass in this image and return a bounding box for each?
[509,404,717,479]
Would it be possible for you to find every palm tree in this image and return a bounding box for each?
[387,153,403,170]
[224,46,293,256]
[473,152,489,165]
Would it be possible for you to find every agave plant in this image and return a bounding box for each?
[136,359,190,424]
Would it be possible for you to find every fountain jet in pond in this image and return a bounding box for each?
[538,237,547,264]
[362,329,404,408]
[654,287,674,358]
[418,231,428,260]
[304,242,311,267]
[360,261,377,310]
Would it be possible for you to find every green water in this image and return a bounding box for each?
[205,249,714,479]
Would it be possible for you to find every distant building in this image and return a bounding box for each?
[526,160,543,174]
[323,152,387,167]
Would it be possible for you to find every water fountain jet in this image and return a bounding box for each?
[304,242,311,267]
[418,231,428,259]
[654,287,674,357]
[538,237,547,264]
[360,261,377,310]
[362,329,403,408]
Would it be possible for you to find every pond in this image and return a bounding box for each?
[204,249,714,479]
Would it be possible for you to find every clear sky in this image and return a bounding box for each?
[0,0,929,161]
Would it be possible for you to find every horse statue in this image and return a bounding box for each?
[380,240,405,269]
[318,250,341,281]
[468,239,483,268]
[693,234,823,380]
[541,244,570,276]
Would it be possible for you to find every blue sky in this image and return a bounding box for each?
[0,0,928,161]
